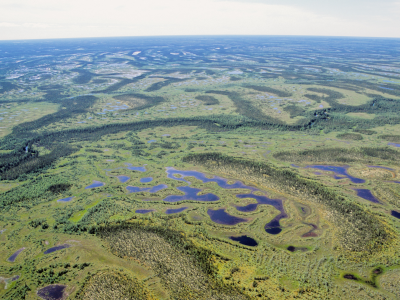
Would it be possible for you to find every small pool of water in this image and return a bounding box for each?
[166,167,257,191]
[44,244,70,254]
[126,184,168,194]
[306,165,365,183]
[391,210,400,219]
[57,196,74,202]
[163,186,219,202]
[388,142,400,147]
[85,180,105,189]
[147,139,157,143]
[140,177,153,183]
[136,209,154,214]
[165,207,188,214]
[355,189,380,203]
[117,175,130,183]
[7,247,25,262]
[125,163,146,172]
[230,235,258,246]
[207,209,247,225]
[37,284,66,300]
[287,246,308,252]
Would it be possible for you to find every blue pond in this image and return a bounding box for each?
[140,177,153,183]
[85,180,105,189]
[236,194,287,233]
[44,244,70,254]
[391,211,400,219]
[147,139,157,143]
[163,186,219,202]
[230,235,258,246]
[165,207,188,214]
[207,209,247,225]
[167,167,286,234]
[166,167,257,191]
[117,175,130,183]
[57,196,74,202]
[306,165,365,183]
[136,209,154,214]
[125,163,146,172]
[388,142,400,147]
[7,247,25,262]
[355,189,380,203]
[126,184,168,193]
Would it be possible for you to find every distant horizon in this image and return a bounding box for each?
[1,34,400,42]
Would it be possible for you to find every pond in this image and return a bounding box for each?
[117,175,130,183]
[163,186,219,202]
[287,246,308,252]
[140,177,153,183]
[126,184,168,193]
[44,244,70,254]
[167,167,286,234]
[136,209,154,214]
[85,180,105,189]
[57,196,74,202]
[165,207,188,214]
[147,139,157,143]
[7,247,25,262]
[355,189,380,203]
[125,163,146,172]
[166,167,257,191]
[306,165,365,183]
[207,209,247,225]
[37,284,66,300]
[229,235,258,246]
[388,142,400,147]
[391,210,400,219]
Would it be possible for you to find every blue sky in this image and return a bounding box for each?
[0,0,399,40]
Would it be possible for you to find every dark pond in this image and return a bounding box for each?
[57,196,74,202]
[163,186,219,202]
[136,209,154,214]
[37,284,66,300]
[229,235,258,246]
[388,142,400,147]
[117,175,130,183]
[44,244,70,254]
[287,246,308,252]
[7,247,25,262]
[126,184,168,193]
[85,180,105,189]
[306,165,365,183]
[343,274,357,280]
[140,177,153,183]
[391,210,400,219]
[302,223,318,237]
[207,209,247,225]
[355,189,380,203]
[166,167,257,191]
[165,207,188,214]
[125,163,146,172]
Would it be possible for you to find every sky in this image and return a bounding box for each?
[0,0,399,40]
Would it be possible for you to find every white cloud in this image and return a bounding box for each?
[0,0,399,39]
